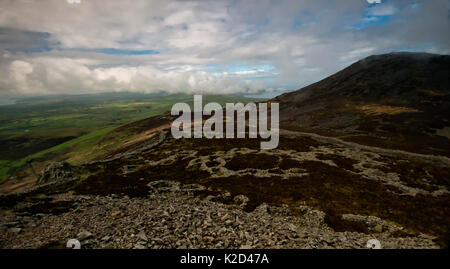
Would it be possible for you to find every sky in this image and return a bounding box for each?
[0,0,449,98]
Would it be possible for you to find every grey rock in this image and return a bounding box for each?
[37,161,73,185]
[233,195,249,206]
[9,227,22,234]
[77,231,93,241]
[373,224,383,233]
[136,232,148,242]
[2,221,20,228]
[101,236,111,241]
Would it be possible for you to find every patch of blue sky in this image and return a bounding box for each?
[93,48,160,55]
[227,64,274,72]
[205,63,276,75]
[292,11,317,29]
[57,47,160,55]
[353,15,392,29]
[394,43,435,53]
[367,2,380,8]
[61,47,159,55]
[13,46,53,54]
[292,17,303,29]
[353,1,396,29]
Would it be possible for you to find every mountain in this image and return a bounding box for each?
[274,52,450,156]
[1,52,449,249]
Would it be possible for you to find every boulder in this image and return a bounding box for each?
[37,162,73,185]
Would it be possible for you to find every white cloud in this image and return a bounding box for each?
[1,57,269,95]
[368,4,397,16]
[67,0,81,4]
[339,47,376,63]
[367,0,382,4]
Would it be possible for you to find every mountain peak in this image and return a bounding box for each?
[274,52,450,157]
[275,52,450,104]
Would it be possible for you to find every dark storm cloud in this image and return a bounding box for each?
[0,27,56,53]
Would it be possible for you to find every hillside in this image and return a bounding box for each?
[0,93,261,184]
[274,52,450,156]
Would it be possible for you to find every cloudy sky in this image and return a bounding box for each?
[0,0,449,97]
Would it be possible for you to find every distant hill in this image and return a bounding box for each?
[274,52,450,156]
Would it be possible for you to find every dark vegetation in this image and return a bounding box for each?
[379,159,450,192]
[279,158,302,170]
[16,200,74,215]
[0,136,77,160]
[225,153,279,171]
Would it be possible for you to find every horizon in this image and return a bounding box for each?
[0,50,447,101]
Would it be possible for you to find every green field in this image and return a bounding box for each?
[0,92,262,180]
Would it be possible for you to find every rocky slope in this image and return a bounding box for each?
[0,180,438,249]
[1,125,448,249]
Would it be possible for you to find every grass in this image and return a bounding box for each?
[33,126,117,159]
[0,92,263,179]
[0,126,117,179]
[0,161,10,180]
